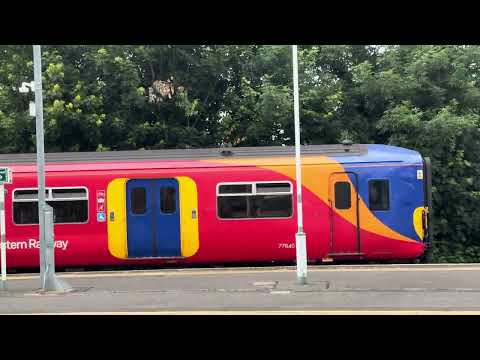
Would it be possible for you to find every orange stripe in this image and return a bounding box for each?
[203,156,416,243]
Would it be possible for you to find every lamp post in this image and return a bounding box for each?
[32,45,71,292]
[292,45,307,285]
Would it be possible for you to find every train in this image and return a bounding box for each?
[0,143,432,270]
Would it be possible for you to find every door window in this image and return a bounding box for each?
[334,182,351,210]
[160,186,176,214]
[131,187,147,214]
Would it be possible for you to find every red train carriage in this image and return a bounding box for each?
[0,143,432,269]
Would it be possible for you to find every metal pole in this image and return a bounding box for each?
[33,45,47,285]
[292,45,307,285]
[33,45,71,292]
[0,184,6,290]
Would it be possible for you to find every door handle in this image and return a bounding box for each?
[109,211,115,222]
[191,209,197,219]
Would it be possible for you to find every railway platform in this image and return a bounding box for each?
[1,264,480,314]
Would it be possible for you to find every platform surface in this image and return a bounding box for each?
[1,264,480,314]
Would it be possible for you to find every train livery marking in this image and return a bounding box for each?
[3,239,69,251]
[107,178,128,259]
[0,144,432,268]
[176,176,199,258]
[204,155,417,244]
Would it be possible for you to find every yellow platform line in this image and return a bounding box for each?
[17,310,480,315]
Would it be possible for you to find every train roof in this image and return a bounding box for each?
[0,144,423,173]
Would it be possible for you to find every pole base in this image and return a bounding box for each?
[0,281,6,292]
[295,232,308,285]
[41,274,73,293]
[296,276,308,286]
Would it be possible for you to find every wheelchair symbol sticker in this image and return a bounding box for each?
[97,212,106,222]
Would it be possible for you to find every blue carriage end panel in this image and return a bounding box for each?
[331,144,424,166]
[346,164,425,241]
[331,144,425,242]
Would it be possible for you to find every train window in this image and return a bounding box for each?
[13,187,89,225]
[13,189,48,200]
[218,184,252,194]
[217,181,293,219]
[251,195,292,218]
[131,187,147,215]
[256,183,291,193]
[160,186,176,214]
[334,182,351,210]
[13,202,39,224]
[48,200,88,223]
[52,188,87,199]
[218,196,248,218]
[369,180,390,211]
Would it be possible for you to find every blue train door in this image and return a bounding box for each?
[126,179,152,258]
[155,179,181,256]
[126,179,181,258]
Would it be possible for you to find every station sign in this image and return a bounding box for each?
[0,168,12,184]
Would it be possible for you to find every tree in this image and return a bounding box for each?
[2,44,480,262]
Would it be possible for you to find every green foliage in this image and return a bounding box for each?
[1,44,480,262]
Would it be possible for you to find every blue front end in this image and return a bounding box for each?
[336,144,426,243]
